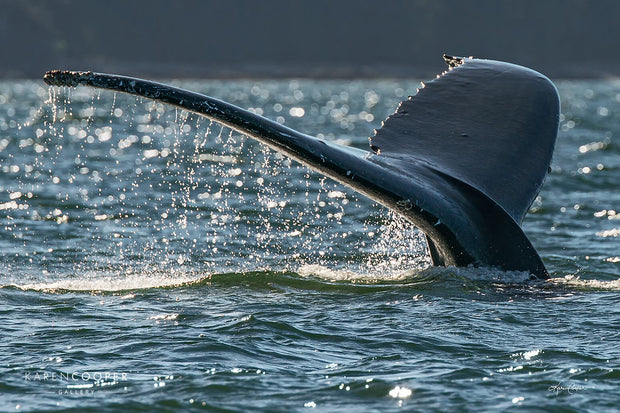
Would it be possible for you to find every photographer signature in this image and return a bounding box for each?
[548,382,587,395]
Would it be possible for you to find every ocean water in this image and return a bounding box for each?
[0,77,618,412]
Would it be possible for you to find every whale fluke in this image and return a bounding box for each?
[44,56,560,279]
[371,55,558,225]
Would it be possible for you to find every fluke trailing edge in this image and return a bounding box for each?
[44,55,560,279]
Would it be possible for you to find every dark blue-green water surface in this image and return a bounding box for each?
[0,78,618,412]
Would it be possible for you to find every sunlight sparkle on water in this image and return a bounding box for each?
[388,385,413,399]
[0,81,436,289]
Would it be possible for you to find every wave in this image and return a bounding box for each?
[3,263,618,294]
[3,269,206,293]
[546,273,620,291]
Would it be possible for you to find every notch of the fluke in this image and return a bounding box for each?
[443,54,465,67]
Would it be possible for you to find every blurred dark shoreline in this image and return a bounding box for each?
[2,0,619,80]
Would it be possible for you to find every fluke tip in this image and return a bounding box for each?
[43,70,93,87]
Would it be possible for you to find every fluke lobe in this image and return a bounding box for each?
[44,55,560,279]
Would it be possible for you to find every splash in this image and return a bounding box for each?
[4,81,618,289]
[1,82,434,287]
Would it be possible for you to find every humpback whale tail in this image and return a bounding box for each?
[44,55,560,279]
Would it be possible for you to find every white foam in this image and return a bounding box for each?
[5,267,618,293]
[296,263,536,284]
[296,263,620,291]
[547,274,620,291]
[296,263,417,283]
[442,266,534,283]
[9,270,204,292]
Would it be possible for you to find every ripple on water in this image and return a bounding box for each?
[0,79,618,412]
